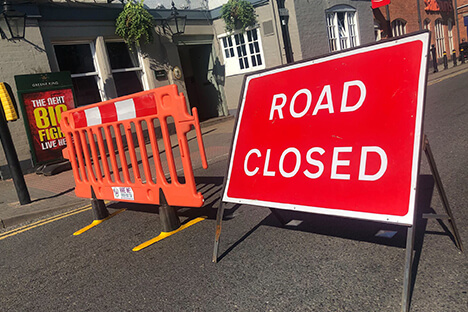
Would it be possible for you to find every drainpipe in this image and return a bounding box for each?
[417,0,422,30]
[453,0,461,49]
[270,0,285,65]
[276,0,294,63]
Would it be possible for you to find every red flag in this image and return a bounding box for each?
[372,0,391,9]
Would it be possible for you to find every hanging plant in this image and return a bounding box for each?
[115,0,154,48]
[221,0,257,33]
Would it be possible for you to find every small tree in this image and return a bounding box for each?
[221,0,257,33]
[115,0,154,48]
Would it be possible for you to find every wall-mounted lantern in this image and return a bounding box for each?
[0,2,26,40]
[162,1,186,36]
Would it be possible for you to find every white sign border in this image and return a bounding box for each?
[222,32,430,226]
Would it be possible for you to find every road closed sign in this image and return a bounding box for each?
[223,32,430,225]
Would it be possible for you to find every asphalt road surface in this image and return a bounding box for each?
[1,72,467,311]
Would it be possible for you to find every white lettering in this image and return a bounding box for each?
[279,147,301,178]
[269,94,287,120]
[290,89,312,118]
[244,149,261,176]
[341,80,366,113]
[304,147,325,179]
[331,147,352,180]
[313,85,334,115]
[263,149,276,176]
[358,146,388,181]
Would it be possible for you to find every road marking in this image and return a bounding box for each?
[133,216,206,251]
[0,205,92,241]
[73,208,126,235]
[428,68,468,86]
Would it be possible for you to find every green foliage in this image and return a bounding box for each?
[221,0,257,33]
[115,0,154,48]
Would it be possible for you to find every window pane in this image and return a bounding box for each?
[113,71,143,97]
[106,42,139,69]
[251,55,257,66]
[72,76,101,106]
[54,44,96,74]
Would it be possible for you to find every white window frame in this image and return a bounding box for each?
[448,19,454,53]
[435,19,445,58]
[105,40,149,91]
[325,6,360,52]
[219,28,266,77]
[423,19,431,31]
[391,19,406,37]
[53,41,106,102]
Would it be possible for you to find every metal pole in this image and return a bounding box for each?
[212,201,226,263]
[386,5,392,38]
[401,225,415,312]
[424,137,464,251]
[454,0,461,52]
[416,0,422,30]
[0,106,31,205]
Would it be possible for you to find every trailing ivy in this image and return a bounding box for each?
[115,0,154,48]
[221,0,257,33]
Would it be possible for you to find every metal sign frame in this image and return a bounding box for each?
[222,32,430,225]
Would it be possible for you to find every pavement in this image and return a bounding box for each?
[0,115,235,229]
[1,60,468,230]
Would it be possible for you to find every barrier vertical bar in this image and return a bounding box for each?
[147,118,167,186]
[124,123,142,182]
[114,125,131,183]
[74,131,88,182]
[103,125,122,183]
[134,121,153,184]
[94,128,112,181]
[86,129,103,181]
[79,130,96,182]
[160,118,179,185]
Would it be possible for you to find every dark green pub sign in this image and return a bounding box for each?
[15,72,76,166]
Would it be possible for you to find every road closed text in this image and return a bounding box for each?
[243,146,388,181]
[243,79,388,182]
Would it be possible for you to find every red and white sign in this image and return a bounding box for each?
[372,0,391,9]
[223,32,430,225]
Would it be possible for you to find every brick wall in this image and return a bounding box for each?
[375,0,460,59]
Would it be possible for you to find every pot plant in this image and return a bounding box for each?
[221,0,257,33]
[115,0,154,48]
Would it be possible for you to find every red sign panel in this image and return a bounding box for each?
[21,88,75,164]
[372,0,391,9]
[223,32,429,225]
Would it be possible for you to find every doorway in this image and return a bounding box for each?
[177,44,226,121]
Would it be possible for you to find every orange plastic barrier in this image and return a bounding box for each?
[60,85,208,207]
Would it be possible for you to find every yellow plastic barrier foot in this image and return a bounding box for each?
[133,216,206,252]
[73,208,126,236]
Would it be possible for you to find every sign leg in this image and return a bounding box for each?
[269,208,287,226]
[212,201,226,263]
[424,137,464,251]
[401,225,415,312]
